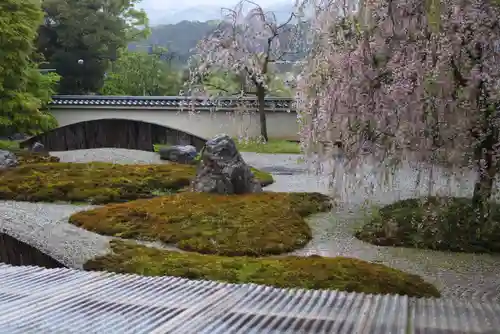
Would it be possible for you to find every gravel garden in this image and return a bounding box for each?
[0,139,442,298]
[3,136,500,301]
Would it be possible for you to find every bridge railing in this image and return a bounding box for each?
[49,95,297,110]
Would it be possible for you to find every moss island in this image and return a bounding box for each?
[69,192,331,256]
[0,149,440,297]
[0,160,272,204]
[12,149,61,165]
[356,196,500,253]
[85,239,440,297]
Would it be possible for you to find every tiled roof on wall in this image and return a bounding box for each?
[0,263,498,333]
[49,95,296,109]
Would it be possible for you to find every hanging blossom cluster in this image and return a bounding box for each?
[185,0,299,101]
[296,0,500,196]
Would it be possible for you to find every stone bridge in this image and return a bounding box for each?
[21,96,298,151]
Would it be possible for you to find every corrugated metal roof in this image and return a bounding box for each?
[49,95,296,109]
[0,263,498,333]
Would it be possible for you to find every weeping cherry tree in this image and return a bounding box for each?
[296,0,500,229]
[186,0,301,141]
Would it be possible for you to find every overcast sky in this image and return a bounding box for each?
[137,0,295,24]
[138,0,290,11]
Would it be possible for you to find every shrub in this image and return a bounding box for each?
[355,196,500,253]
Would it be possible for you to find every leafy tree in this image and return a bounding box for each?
[101,49,182,96]
[38,0,149,94]
[187,0,300,141]
[0,0,59,137]
[296,0,500,227]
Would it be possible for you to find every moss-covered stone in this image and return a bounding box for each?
[0,162,274,204]
[355,196,500,253]
[84,240,440,298]
[70,192,331,256]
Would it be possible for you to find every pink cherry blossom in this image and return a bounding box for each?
[295,0,500,206]
[185,0,301,141]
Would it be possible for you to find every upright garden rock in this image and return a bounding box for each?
[0,150,18,169]
[158,145,197,164]
[192,134,262,194]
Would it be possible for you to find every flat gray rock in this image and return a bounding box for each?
[158,145,197,164]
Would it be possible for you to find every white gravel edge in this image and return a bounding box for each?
[0,201,112,269]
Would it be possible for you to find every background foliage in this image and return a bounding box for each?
[101,49,182,96]
[38,0,150,94]
[0,0,59,136]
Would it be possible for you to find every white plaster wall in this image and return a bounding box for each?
[49,107,299,140]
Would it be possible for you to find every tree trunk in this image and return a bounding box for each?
[257,86,268,142]
[472,144,496,209]
[472,162,495,207]
[471,105,498,226]
[468,43,499,225]
[471,147,496,235]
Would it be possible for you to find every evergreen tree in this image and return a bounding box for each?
[38,0,149,94]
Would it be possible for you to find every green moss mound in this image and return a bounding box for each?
[84,240,440,298]
[0,140,57,164]
[0,162,195,204]
[0,162,273,204]
[0,144,60,165]
[70,192,331,256]
[251,167,274,186]
[13,150,60,165]
[355,196,500,253]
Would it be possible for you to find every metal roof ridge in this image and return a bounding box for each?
[51,95,295,101]
[47,96,297,109]
[0,263,498,333]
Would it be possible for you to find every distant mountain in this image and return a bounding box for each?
[151,6,226,25]
[129,17,306,67]
[129,20,219,64]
